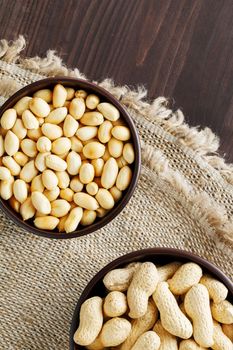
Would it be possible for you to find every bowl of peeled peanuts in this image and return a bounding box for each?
[0,77,141,238]
[70,247,233,350]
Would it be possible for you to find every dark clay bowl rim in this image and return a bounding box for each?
[69,247,233,350]
[0,77,141,239]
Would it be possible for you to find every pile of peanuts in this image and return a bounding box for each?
[0,84,135,232]
[74,261,233,350]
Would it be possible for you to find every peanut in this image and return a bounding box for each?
[212,321,233,350]
[153,282,193,339]
[31,175,44,192]
[41,123,63,140]
[4,130,19,156]
[76,126,98,141]
[103,291,127,317]
[101,157,118,189]
[42,169,58,190]
[211,300,233,324]
[31,191,51,214]
[74,192,99,210]
[27,127,43,141]
[46,154,67,171]
[131,331,161,350]
[14,96,32,116]
[70,136,83,152]
[1,108,17,129]
[9,196,20,212]
[69,97,85,119]
[45,107,67,124]
[86,94,100,110]
[103,263,141,292]
[96,207,108,217]
[81,111,104,126]
[108,137,123,158]
[123,143,135,164]
[63,114,79,137]
[66,151,81,175]
[91,158,104,177]
[2,156,21,176]
[117,155,128,168]
[13,152,29,167]
[56,171,70,189]
[0,175,14,200]
[97,102,120,121]
[179,339,206,350]
[83,141,105,160]
[75,89,87,99]
[86,182,98,196]
[21,139,37,157]
[35,152,50,172]
[65,87,75,100]
[29,97,50,118]
[20,160,38,182]
[112,126,131,141]
[51,199,71,217]
[44,186,60,202]
[20,197,36,220]
[70,176,84,192]
[222,324,233,342]
[33,89,52,103]
[79,163,95,184]
[100,317,131,347]
[184,284,213,347]
[98,120,113,143]
[34,216,59,230]
[22,110,39,129]
[169,263,202,295]
[52,137,71,155]
[110,186,122,202]
[200,274,228,303]
[96,188,115,209]
[64,207,83,233]
[157,262,182,282]
[153,320,178,350]
[0,135,4,156]
[116,165,132,191]
[60,188,74,202]
[0,166,11,180]
[53,84,67,108]
[36,136,52,153]
[128,262,159,318]
[13,179,28,203]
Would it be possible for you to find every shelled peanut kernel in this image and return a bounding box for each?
[0,84,135,232]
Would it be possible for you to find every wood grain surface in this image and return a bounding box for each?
[1,0,233,160]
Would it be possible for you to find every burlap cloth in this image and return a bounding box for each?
[0,37,232,350]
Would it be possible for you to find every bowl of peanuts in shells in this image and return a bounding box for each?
[0,77,141,238]
[70,247,233,350]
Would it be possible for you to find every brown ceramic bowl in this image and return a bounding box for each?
[69,247,233,350]
[0,77,141,239]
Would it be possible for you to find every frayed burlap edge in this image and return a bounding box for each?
[0,36,232,253]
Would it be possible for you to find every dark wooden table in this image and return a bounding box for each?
[1,0,233,160]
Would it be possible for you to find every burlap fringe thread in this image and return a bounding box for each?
[0,36,232,253]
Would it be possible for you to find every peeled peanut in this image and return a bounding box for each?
[44,186,60,202]
[64,207,83,233]
[45,107,67,124]
[86,182,98,196]
[22,110,39,129]
[53,84,67,108]
[104,291,127,317]
[81,112,104,126]
[58,214,69,232]
[1,108,17,129]
[4,130,19,156]
[33,89,52,103]
[97,102,120,121]
[169,263,202,295]
[13,152,29,167]
[86,94,100,109]
[42,169,58,190]
[35,152,50,172]
[76,126,98,141]
[73,296,103,346]
[116,165,132,191]
[98,120,113,143]
[0,175,14,200]
[184,284,213,347]
[66,151,81,175]
[20,197,36,220]
[70,177,84,192]
[96,207,108,217]
[102,148,111,161]
[65,87,75,100]
[29,97,50,118]
[79,163,95,184]
[2,156,21,176]
[27,127,43,141]
[0,166,11,180]
[13,179,28,203]
[69,97,85,119]
[75,89,87,99]
[110,186,122,202]
[52,137,71,155]
[34,216,59,230]
[21,139,37,157]
[42,123,63,140]
[108,138,123,158]
[9,196,20,212]
[36,136,52,153]
[56,171,70,189]
[70,136,83,152]
[0,135,4,156]
[31,174,44,192]
[60,188,74,202]
[31,191,51,214]
[101,157,118,189]
[74,192,99,210]
[63,114,79,137]
[51,199,71,217]
[112,126,130,141]
[14,96,32,116]
[153,282,193,339]
[96,188,115,210]
[11,119,27,140]
[123,143,135,164]
[91,158,104,177]
[131,331,161,350]
[200,275,228,303]
[211,300,233,324]
[100,317,131,347]
[222,324,233,342]
[46,154,67,171]
[83,142,105,159]
[20,160,38,182]
[80,209,97,226]
[117,156,128,168]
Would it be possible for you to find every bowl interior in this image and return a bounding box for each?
[0,77,141,239]
[69,248,233,350]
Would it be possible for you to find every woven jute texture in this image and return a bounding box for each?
[0,37,232,350]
